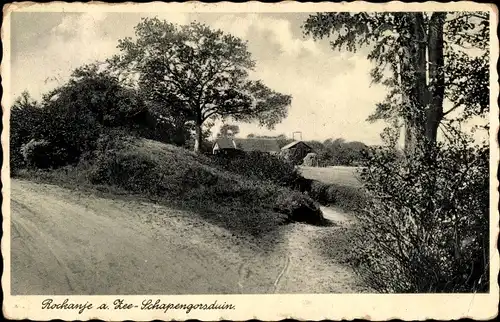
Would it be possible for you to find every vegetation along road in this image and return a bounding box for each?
[11,179,367,295]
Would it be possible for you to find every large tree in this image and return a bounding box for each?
[303,12,491,292]
[43,64,148,130]
[110,18,292,153]
[303,12,489,154]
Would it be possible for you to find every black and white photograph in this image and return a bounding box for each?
[1,1,498,321]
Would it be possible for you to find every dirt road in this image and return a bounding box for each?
[272,207,365,293]
[9,179,365,295]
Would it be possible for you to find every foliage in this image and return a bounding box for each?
[10,63,195,172]
[303,12,489,151]
[87,137,324,235]
[217,124,240,138]
[10,92,43,172]
[20,139,52,169]
[306,138,368,166]
[11,88,103,170]
[308,180,367,212]
[141,100,194,147]
[443,12,490,123]
[304,11,490,293]
[89,140,220,196]
[110,18,292,152]
[43,64,149,130]
[355,140,489,292]
[11,66,135,170]
[33,100,103,167]
[43,63,192,146]
[213,151,300,187]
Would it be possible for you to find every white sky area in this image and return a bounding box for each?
[9,12,487,145]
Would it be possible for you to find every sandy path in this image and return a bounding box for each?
[272,207,364,293]
[9,179,364,295]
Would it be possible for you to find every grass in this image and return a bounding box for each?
[298,166,367,213]
[299,166,363,188]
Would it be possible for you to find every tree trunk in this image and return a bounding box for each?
[403,12,445,155]
[194,122,203,153]
[426,12,446,143]
[413,13,428,108]
[403,13,428,155]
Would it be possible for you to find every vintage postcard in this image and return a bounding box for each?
[1,1,499,321]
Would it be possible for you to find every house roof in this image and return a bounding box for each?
[281,140,312,150]
[233,138,281,153]
[213,137,235,149]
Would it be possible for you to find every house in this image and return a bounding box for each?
[213,138,281,155]
[213,137,235,153]
[280,141,314,164]
[233,138,281,154]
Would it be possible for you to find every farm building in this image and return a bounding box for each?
[213,138,281,155]
[280,141,314,164]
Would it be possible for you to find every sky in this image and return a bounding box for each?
[11,12,394,145]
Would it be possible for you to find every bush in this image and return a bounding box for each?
[354,141,489,292]
[20,139,53,169]
[11,97,104,170]
[308,180,366,212]
[37,103,103,164]
[87,137,325,234]
[10,65,192,173]
[213,151,300,187]
[10,93,44,172]
[89,138,219,197]
[273,190,325,225]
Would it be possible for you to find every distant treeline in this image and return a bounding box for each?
[245,134,369,167]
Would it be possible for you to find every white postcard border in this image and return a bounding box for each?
[2,1,499,321]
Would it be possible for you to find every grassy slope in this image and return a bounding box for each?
[16,137,325,239]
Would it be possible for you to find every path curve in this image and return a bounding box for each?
[9,179,365,295]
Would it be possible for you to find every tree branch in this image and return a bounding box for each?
[202,110,218,121]
[442,104,461,117]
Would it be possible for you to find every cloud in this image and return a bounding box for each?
[212,14,321,59]
[152,12,190,25]
[11,12,194,101]
[12,12,119,100]
[53,12,107,36]
[208,14,388,144]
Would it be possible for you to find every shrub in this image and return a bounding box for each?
[273,189,325,225]
[354,141,489,292]
[36,104,103,164]
[10,93,44,172]
[10,65,191,173]
[20,139,52,169]
[11,98,104,170]
[308,180,366,212]
[89,138,219,197]
[213,151,300,187]
[87,137,325,234]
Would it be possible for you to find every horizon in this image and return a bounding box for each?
[212,133,378,146]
